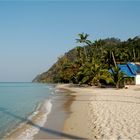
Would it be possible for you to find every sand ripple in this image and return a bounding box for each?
[88,94,140,140]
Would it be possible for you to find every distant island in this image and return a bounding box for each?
[33,33,140,88]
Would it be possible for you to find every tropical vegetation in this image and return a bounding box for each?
[33,34,140,88]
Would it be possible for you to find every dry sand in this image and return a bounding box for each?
[58,84,140,140]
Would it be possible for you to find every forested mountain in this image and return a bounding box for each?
[33,34,140,87]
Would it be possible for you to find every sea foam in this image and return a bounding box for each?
[6,99,52,140]
[0,83,55,139]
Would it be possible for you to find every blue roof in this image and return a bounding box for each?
[136,64,140,73]
[110,62,139,77]
[118,63,136,77]
[127,62,137,74]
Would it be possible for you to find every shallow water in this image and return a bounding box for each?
[0,82,54,138]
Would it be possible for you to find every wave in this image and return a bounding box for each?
[5,98,52,140]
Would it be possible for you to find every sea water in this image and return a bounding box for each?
[0,82,55,139]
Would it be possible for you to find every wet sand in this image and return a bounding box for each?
[34,87,83,140]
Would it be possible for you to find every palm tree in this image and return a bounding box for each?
[111,67,124,88]
[76,58,112,86]
[76,33,92,59]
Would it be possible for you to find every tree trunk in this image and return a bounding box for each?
[133,48,136,61]
[84,46,88,59]
[112,51,117,68]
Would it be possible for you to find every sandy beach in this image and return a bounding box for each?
[59,84,140,140]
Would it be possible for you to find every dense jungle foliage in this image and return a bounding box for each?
[33,33,140,88]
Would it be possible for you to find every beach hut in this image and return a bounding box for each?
[118,62,140,85]
[109,62,140,85]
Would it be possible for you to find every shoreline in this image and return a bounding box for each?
[34,84,80,139]
[5,84,77,140]
[5,98,53,140]
[5,84,140,140]
[4,84,55,140]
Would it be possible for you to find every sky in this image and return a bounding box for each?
[0,0,140,82]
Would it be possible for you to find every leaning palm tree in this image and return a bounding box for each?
[76,33,92,59]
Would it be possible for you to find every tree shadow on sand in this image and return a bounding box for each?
[0,107,87,140]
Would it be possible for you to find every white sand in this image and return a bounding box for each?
[59,84,140,140]
[88,88,140,139]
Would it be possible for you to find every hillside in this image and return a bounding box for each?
[33,47,82,83]
[33,34,140,86]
